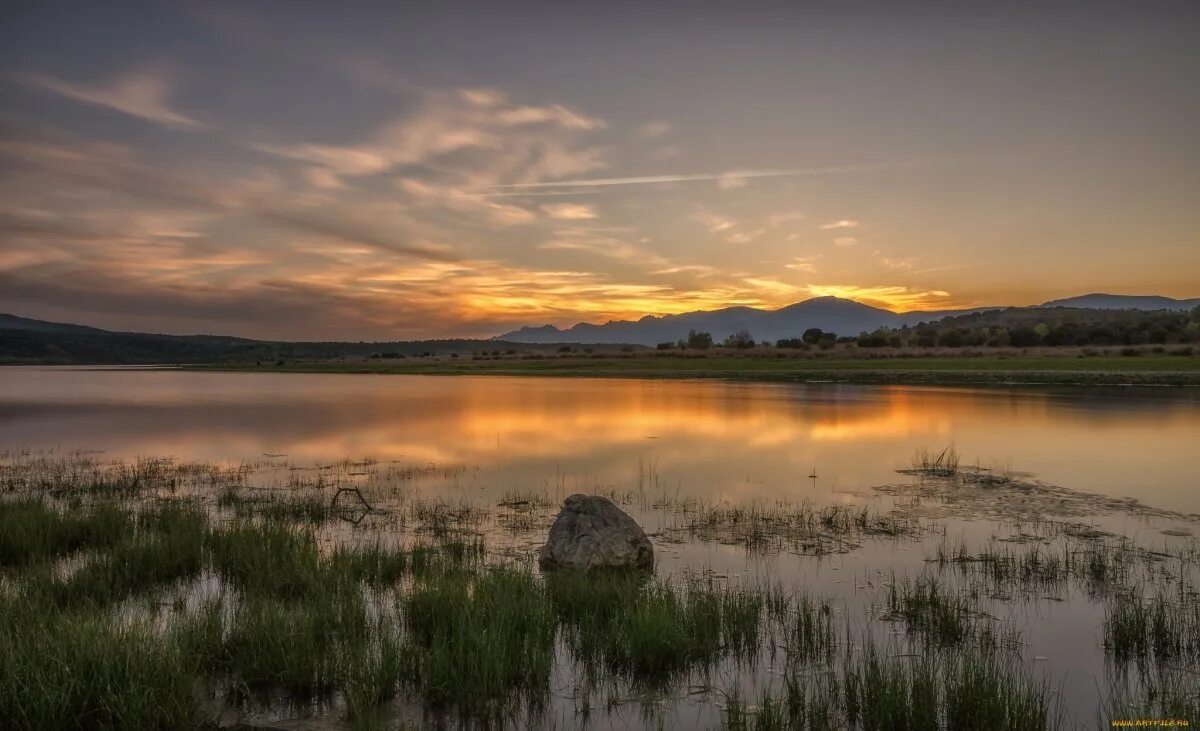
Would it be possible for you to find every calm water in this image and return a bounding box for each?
[2,367,1198,727]
[1,367,1197,513]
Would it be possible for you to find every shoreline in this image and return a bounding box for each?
[183,355,1200,387]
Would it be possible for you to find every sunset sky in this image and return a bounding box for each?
[2,2,1197,340]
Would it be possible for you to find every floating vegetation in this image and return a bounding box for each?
[907,445,961,477]
[663,499,925,556]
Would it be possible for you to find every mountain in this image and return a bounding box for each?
[495,292,1200,346]
[495,297,998,346]
[1040,293,1200,311]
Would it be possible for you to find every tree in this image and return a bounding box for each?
[722,329,755,349]
[686,330,713,349]
[938,329,965,348]
[801,328,824,345]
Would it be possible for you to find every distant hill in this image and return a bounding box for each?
[495,297,997,346]
[1040,293,1200,311]
[0,314,559,365]
[0,313,109,335]
[495,293,1200,345]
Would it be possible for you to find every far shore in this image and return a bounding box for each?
[188,351,1200,387]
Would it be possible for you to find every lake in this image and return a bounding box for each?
[3,367,1198,513]
[2,367,1198,728]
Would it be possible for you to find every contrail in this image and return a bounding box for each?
[482,164,896,190]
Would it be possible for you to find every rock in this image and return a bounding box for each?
[538,494,654,571]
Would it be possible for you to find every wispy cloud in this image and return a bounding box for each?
[819,219,860,230]
[834,237,858,247]
[727,229,765,244]
[634,120,672,140]
[691,210,737,233]
[23,69,207,130]
[541,202,597,220]
[254,87,607,190]
[786,256,820,273]
[768,211,805,227]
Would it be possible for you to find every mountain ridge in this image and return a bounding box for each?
[495,293,1200,345]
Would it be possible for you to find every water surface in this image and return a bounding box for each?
[2,367,1197,514]
[2,367,1198,727]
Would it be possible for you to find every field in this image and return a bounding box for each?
[199,350,1200,387]
[1,451,1196,729]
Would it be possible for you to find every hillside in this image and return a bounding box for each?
[0,315,560,365]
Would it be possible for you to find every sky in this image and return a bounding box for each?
[1,1,1198,340]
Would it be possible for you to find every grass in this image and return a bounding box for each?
[0,499,131,568]
[403,566,555,720]
[909,445,960,476]
[0,598,200,730]
[1,452,1196,728]
[22,501,208,608]
[927,533,1196,601]
[723,641,1058,730]
[195,352,1200,386]
[1104,588,1200,668]
[669,499,923,556]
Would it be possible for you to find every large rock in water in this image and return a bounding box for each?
[538,494,654,570]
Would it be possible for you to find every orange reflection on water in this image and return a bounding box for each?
[1,370,1198,512]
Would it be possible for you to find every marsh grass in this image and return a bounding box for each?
[668,499,923,556]
[2,452,1195,729]
[0,599,200,730]
[0,499,131,568]
[22,501,208,608]
[1103,587,1200,668]
[219,486,332,523]
[926,534,1190,600]
[910,445,960,476]
[724,642,1057,731]
[403,566,555,721]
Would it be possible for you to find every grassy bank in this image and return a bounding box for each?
[193,352,1200,386]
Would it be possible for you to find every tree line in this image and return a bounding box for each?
[655,307,1200,350]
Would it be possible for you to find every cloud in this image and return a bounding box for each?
[495,104,604,130]
[398,178,536,226]
[0,130,458,262]
[834,237,858,247]
[23,69,207,130]
[634,120,672,140]
[880,256,916,270]
[254,87,607,190]
[786,256,820,273]
[820,219,860,230]
[541,202,597,220]
[540,236,643,262]
[716,174,747,190]
[768,211,805,227]
[727,229,765,244]
[691,210,737,233]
